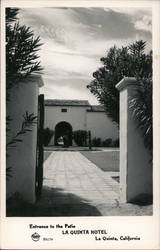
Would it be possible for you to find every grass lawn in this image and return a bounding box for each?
[81,151,119,172]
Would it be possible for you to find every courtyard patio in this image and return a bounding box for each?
[6,149,152,216]
[43,150,120,208]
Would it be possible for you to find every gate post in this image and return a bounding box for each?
[36,94,44,199]
[116,77,152,203]
[6,74,44,203]
[88,130,92,150]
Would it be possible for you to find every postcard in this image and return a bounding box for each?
[0,0,160,249]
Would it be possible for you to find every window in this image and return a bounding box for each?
[61,108,67,112]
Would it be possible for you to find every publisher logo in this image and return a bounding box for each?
[31,232,40,242]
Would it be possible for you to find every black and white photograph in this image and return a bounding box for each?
[1,0,160,249]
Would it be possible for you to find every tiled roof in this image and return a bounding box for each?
[87,105,105,112]
[45,99,91,107]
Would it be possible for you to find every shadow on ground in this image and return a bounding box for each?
[6,186,102,217]
[6,185,153,216]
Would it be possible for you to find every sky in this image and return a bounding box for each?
[19,7,152,104]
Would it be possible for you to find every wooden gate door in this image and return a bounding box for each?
[35,94,44,199]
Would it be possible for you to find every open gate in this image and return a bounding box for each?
[35,94,44,199]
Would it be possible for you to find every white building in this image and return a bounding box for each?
[44,99,119,145]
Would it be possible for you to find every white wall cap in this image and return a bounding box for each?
[116,77,139,91]
[23,73,44,88]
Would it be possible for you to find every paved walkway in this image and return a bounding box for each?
[44,146,119,152]
[43,151,119,215]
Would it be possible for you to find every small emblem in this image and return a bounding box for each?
[31,232,40,242]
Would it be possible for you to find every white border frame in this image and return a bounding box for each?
[1,1,160,249]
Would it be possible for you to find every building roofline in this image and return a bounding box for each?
[87,109,105,112]
[45,99,91,107]
[87,105,105,112]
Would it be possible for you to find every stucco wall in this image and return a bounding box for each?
[116,77,152,203]
[45,105,87,144]
[119,88,128,202]
[86,111,119,140]
[127,88,152,201]
[7,77,42,203]
[45,105,119,144]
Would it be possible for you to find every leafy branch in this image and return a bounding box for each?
[87,40,152,155]
[6,8,43,98]
[129,78,152,156]
[6,8,43,180]
[7,112,37,149]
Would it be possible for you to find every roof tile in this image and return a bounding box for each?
[45,99,91,107]
[87,105,105,112]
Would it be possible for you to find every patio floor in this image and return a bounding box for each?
[42,151,120,216]
[6,150,152,216]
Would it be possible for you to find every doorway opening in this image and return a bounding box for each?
[54,121,72,146]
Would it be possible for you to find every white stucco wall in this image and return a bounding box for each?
[45,105,87,144]
[45,106,87,131]
[127,89,152,201]
[7,75,43,203]
[116,77,152,203]
[119,88,129,202]
[45,105,119,144]
[86,112,119,140]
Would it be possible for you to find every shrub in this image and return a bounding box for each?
[102,138,112,147]
[73,130,87,146]
[43,128,54,146]
[87,40,152,156]
[92,137,101,147]
[87,40,152,125]
[112,139,119,147]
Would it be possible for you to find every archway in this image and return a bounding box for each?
[54,121,72,146]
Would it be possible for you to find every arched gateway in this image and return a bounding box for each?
[54,121,72,146]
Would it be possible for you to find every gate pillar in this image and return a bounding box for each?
[116,77,152,203]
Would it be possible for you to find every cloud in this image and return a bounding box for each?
[105,7,151,16]
[39,39,100,78]
[42,76,90,90]
[135,15,152,32]
[18,7,152,104]
[105,7,152,33]
[19,7,152,56]
[40,84,99,105]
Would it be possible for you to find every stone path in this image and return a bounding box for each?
[43,151,119,210]
[7,151,152,216]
